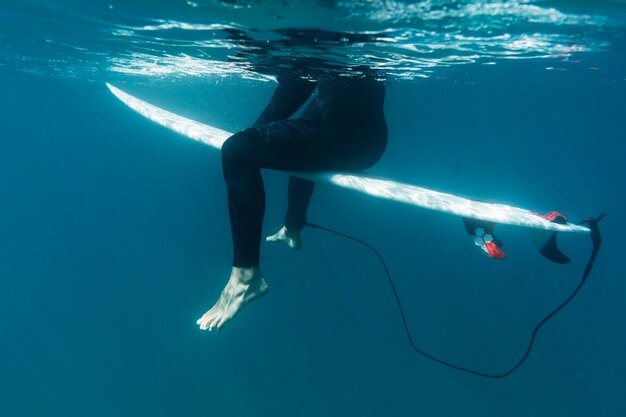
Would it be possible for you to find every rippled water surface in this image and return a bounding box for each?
[1,0,625,80]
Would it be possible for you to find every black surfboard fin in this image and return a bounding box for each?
[527,210,572,264]
[527,228,571,264]
[539,232,571,264]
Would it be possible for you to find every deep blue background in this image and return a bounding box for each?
[1,46,625,416]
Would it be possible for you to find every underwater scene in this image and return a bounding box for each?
[1,1,625,416]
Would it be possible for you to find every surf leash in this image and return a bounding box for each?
[305,212,606,378]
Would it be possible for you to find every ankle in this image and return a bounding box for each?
[284,226,301,239]
[231,266,261,284]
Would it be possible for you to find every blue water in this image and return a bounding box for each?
[1,1,626,416]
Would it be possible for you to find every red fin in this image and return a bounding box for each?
[536,211,568,224]
[485,242,506,259]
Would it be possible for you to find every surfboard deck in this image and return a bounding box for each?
[106,83,589,235]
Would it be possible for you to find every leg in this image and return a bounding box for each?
[198,121,380,330]
[197,124,325,330]
[198,128,270,331]
[266,122,387,250]
[219,122,338,266]
[285,176,315,231]
[266,176,314,249]
[220,120,353,265]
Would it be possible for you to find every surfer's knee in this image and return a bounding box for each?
[222,128,259,161]
[222,129,256,179]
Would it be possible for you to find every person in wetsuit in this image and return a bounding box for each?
[196,71,388,331]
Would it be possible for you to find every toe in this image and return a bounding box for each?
[207,315,220,331]
[198,312,214,330]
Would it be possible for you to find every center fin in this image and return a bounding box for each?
[462,218,506,259]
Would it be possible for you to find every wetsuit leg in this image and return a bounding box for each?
[221,119,385,267]
[284,176,315,231]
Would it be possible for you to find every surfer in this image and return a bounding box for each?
[196,71,388,330]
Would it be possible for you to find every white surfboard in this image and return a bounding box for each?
[106,83,590,238]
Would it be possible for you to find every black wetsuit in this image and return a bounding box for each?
[222,73,388,267]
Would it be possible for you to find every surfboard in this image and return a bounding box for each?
[105,82,589,259]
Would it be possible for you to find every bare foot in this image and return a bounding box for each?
[266,226,302,249]
[196,266,268,331]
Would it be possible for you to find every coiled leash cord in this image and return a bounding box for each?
[305,213,606,378]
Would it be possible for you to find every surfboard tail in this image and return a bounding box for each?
[464,211,574,263]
